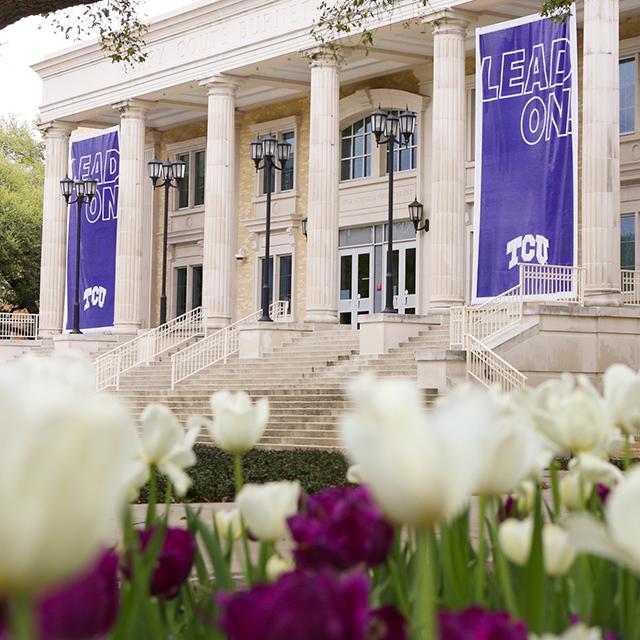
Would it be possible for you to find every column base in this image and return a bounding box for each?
[205,315,231,333]
[428,298,465,312]
[584,289,623,307]
[303,309,338,324]
[112,323,141,336]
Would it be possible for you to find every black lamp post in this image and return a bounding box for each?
[148,159,187,326]
[250,133,292,321]
[60,177,98,334]
[371,106,417,313]
[409,198,429,233]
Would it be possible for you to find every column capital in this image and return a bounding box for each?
[37,120,75,139]
[112,99,149,119]
[303,47,341,69]
[199,74,242,95]
[423,9,474,36]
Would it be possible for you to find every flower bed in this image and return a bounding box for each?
[2,353,640,639]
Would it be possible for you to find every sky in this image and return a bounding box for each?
[0,0,193,123]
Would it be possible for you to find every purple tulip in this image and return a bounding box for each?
[439,608,528,640]
[367,605,408,640]
[287,486,394,571]
[128,527,195,599]
[37,550,119,640]
[596,483,611,505]
[217,569,370,640]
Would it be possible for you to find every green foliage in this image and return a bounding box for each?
[137,444,351,503]
[0,118,44,313]
[44,0,147,66]
[312,0,572,58]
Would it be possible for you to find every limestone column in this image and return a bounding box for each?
[304,52,340,323]
[38,121,75,336]
[112,100,147,333]
[425,11,470,309]
[200,75,239,330]
[582,0,621,304]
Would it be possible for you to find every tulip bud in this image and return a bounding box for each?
[214,509,242,542]
[237,481,301,542]
[209,391,269,454]
[543,524,576,576]
[560,472,593,511]
[499,518,533,566]
[266,554,294,582]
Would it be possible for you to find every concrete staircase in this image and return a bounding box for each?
[110,324,449,450]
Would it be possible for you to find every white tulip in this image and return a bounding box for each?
[0,352,138,594]
[499,518,533,566]
[569,453,623,488]
[560,472,593,511]
[214,508,242,541]
[237,481,300,542]
[266,554,294,582]
[208,391,269,454]
[346,464,366,484]
[527,374,618,455]
[129,404,200,497]
[603,363,640,434]
[473,388,551,496]
[515,480,536,513]
[341,376,491,527]
[543,524,576,576]
[567,466,640,573]
[531,623,606,640]
[499,519,575,575]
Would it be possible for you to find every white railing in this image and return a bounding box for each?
[171,300,289,389]
[0,313,39,340]
[95,307,203,390]
[621,270,640,305]
[520,263,584,303]
[466,335,527,393]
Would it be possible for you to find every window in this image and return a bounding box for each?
[175,148,205,209]
[259,254,293,311]
[259,130,296,195]
[385,110,417,173]
[341,118,372,181]
[620,58,636,135]
[621,214,636,270]
[175,267,187,317]
[174,264,202,317]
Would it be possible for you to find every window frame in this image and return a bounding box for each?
[256,252,294,315]
[166,137,207,212]
[172,263,203,319]
[621,212,637,271]
[620,55,638,136]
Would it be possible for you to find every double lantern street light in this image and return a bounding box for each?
[148,160,187,326]
[370,106,419,314]
[250,133,292,322]
[60,177,98,335]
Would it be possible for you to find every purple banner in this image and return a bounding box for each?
[473,12,578,301]
[66,128,119,331]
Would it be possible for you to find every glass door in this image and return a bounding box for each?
[338,247,373,328]
[385,243,417,314]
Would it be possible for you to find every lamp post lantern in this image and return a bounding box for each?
[250,133,292,321]
[148,159,187,326]
[371,106,417,313]
[60,177,98,334]
[409,198,429,233]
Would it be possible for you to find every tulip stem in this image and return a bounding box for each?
[234,454,244,495]
[413,528,437,640]
[146,464,157,528]
[474,495,487,605]
[8,595,36,640]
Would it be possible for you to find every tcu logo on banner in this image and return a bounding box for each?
[473,11,578,301]
[66,128,119,331]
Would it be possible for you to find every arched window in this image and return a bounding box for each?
[341,117,372,181]
[385,109,418,173]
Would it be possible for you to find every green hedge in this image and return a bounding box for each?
[138,444,351,503]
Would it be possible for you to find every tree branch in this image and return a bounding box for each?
[0,0,101,29]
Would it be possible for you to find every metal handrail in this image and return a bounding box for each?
[0,313,39,340]
[95,306,204,390]
[466,334,527,393]
[171,300,289,389]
